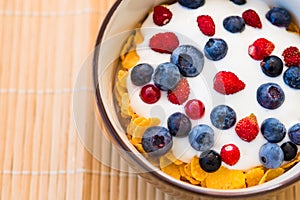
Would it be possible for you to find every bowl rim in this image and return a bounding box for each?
[92,0,300,198]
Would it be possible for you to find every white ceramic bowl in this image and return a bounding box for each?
[93,0,300,198]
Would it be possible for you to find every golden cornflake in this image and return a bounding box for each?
[190,156,208,182]
[121,50,140,70]
[259,168,284,184]
[161,162,181,180]
[245,167,265,187]
[184,163,201,185]
[164,151,183,166]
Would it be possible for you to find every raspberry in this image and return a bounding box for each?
[242,9,262,29]
[149,32,179,54]
[167,78,190,105]
[213,71,246,95]
[235,114,259,142]
[282,46,300,67]
[153,5,173,26]
[248,38,275,60]
[220,144,240,166]
[197,15,215,36]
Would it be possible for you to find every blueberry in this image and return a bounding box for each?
[260,55,283,77]
[189,124,214,151]
[281,141,298,161]
[288,123,300,145]
[171,45,204,77]
[204,38,228,61]
[223,16,245,33]
[130,63,154,86]
[283,66,300,89]
[178,0,205,9]
[167,112,192,137]
[230,0,246,5]
[261,118,286,143]
[266,7,291,27]
[142,126,173,157]
[153,62,181,91]
[259,142,284,169]
[210,105,236,130]
[256,83,285,109]
[199,150,222,173]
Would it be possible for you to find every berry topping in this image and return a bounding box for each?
[204,38,228,61]
[167,78,190,105]
[242,9,262,28]
[197,15,215,36]
[184,99,205,120]
[223,16,245,33]
[153,5,173,26]
[259,142,284,169]
[167,112,192,137]
[171,45,205,77]
[281,141,298,161]
[288,123,300,145]
[248,38,275,60]
[213,71,246,95]
[256,83,285,109]
[235,114,259,142]
[153,62,181,91]
[282,46,300,67]
[210,105,236,130]
[230,0,246,5]
[140,84,161,104]
[283,66,300,89]
[261,118,286,143]
[149,32,179,54]
[131,63,154,86]
[178,0,205,9]
[142,126,173,157]
[266,7,291,28]
[220,144,240,166]
[260,55,283,77]
[199,150,222,173]
[189,124,214,151]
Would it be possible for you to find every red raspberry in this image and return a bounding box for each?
[213,71,246,95]
[242,9,262,29]
[248,38,275,60]
[167,78,190,105]
[149,32,179,54]
[220,144,240,166]
[153,5,173,26]
[197,15,215,36]
[235,114,259,142]
[140,84,161,104]
[184,99,205,120]
[282,46,300,67]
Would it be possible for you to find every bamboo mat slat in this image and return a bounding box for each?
[0,0,299,199]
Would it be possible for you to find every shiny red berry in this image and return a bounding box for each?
[220,144,240,166]
[140,84,161,104]
[184,99,205,120]
[153,5,173,26]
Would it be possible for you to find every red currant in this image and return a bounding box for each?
[220,144,240,166]
[140,84,161,104]
[184,99,205,120]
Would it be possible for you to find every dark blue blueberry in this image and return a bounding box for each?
[153,62,181,91]
[260,55,283,77]
[266,7,291,27]
[189,124,214,151]
[261,118,286,143]
[142,126,173,157]
[167,112,192,137]
[204,38,228,61]
[230,0,246,5]
[259,142,284,169]
[130,63,154,86]
[223,16,245,33]
[171,45,204,77]
[283,66,300,89]
[178,0,205,9]
[199,150,222,173]
[210,105,236,130]
[281,141,298,161]
[256,83,285,109]
[288,123,300,145]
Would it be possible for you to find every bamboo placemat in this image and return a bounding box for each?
[0,0,299,199]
